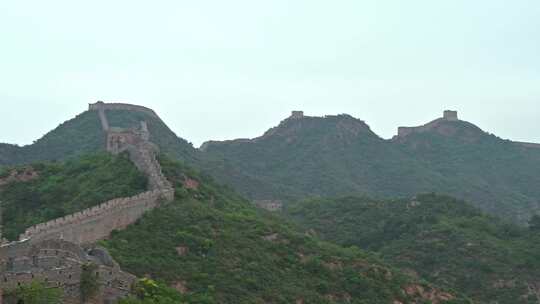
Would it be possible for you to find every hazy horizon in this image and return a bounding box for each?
[1,1,539,147]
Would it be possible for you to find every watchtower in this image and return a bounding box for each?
[443,110,458,121]
[291,111,304,119]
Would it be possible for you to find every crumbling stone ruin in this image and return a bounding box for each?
[0,101,175,303]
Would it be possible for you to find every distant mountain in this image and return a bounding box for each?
[285,193,540,303]
[0,103,200,166]
[201,111,540,223]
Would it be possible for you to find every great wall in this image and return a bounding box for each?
[0,101,175,303]
[396,110,460,138]
[394,110,540,149]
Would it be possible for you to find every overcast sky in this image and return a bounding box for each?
[1,1,539,147]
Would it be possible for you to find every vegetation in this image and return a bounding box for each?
[0,153,147,240]
[80,263,100,302]
[286,193,540,303]
[0,108,201,167]
[119,278,186,304]
[4,281,62,304]
[0,111,105,165]
[202,115,540,224]
[103,157,469,304]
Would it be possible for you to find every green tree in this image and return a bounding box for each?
[529,215,540,231]
[80,263,100,301]
[7,281,62,304]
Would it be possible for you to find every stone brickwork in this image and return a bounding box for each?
[1,102,175,303]
[0,239,135,303]
[18,190,166,245]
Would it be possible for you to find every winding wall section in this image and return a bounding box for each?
[17,102,174,245]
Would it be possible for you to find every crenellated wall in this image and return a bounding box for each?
[18,189,170,245]
[14,101,174,245]
[0,239,135,303]
[1,102,175,303]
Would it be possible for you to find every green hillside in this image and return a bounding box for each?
[286,193,540,303]
[0,111,104,165]
[202,114,441,201]
[395,121,540,221]
[202,114,540,223]
[0,108,200,166]
[1,152,469,303]
[0,153,147,240]
[102,157,470,304]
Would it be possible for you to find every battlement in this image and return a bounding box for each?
[89,101,159,118]
[19,189,167,244]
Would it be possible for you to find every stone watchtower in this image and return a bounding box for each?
[291,111,304,119]
[443,110,458,121]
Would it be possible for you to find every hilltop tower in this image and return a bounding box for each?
[443,110,458,121]
[291,111,304,119]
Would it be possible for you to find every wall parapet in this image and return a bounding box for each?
[89,101,159,118]
[19,189,165,243]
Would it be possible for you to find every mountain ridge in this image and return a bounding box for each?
[201,110,540,224]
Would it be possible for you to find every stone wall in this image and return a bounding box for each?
[1,102,175,303]
[397,110,459,138]
[89,101,159,119]
[0,239,135,303]
[18,189,167,245]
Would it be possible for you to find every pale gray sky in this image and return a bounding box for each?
[1,0,539,147]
